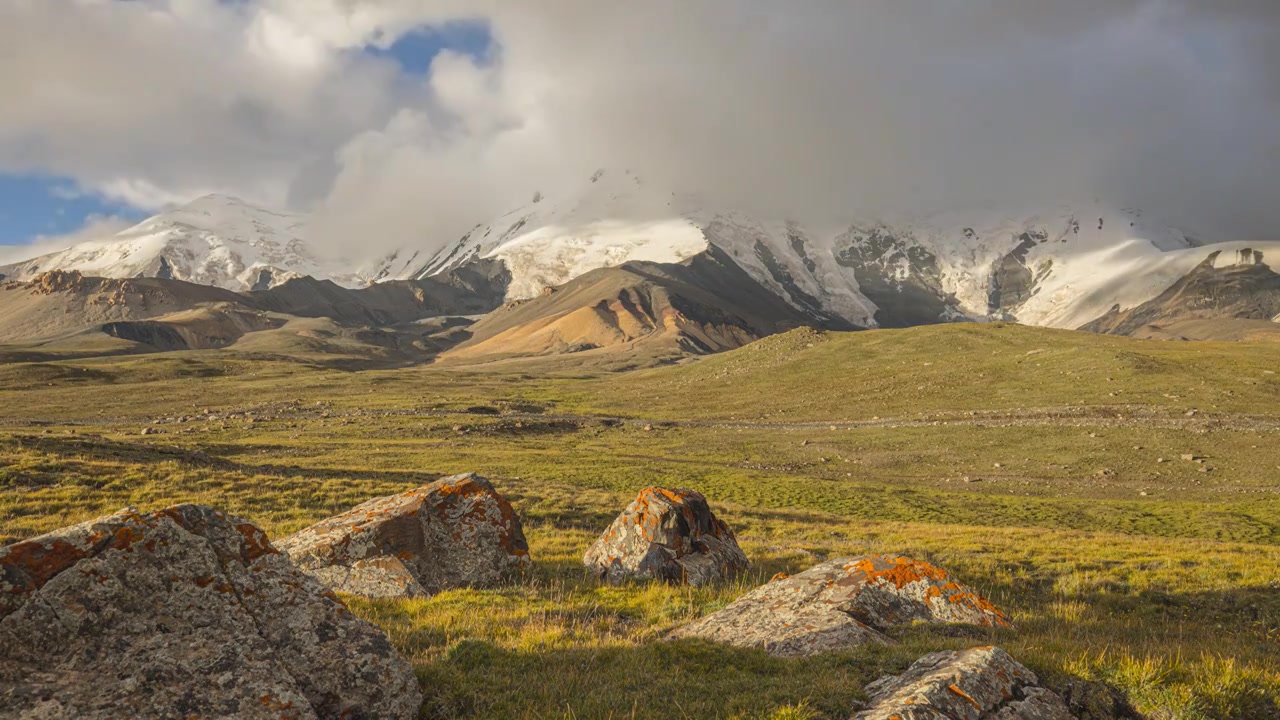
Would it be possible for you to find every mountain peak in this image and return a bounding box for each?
[0,194,350,292]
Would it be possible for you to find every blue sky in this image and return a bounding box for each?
[0,17,492,253]
[366,20,492,75]
[0,176,146,246]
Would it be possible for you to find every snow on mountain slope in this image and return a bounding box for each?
[371,169,709,298]
[375,169,1202,330]
[0,195,362,292]
[0,172,1227,333]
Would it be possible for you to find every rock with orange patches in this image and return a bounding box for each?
[853,646,1073,719]
[670,554,1008,657]
[583,487,749,586]
[0,504,421,719]
[278,473,530,598]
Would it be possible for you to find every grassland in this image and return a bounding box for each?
[1,323,1278,718]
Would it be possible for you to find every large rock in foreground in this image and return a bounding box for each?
[854,646,1073,719]
[0,505,421,720]
[583,487,749,586]
[279,473,530,598]
[671,554,1010,656]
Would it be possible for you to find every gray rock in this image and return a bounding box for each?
[584,487,749,586]
[0,505,421,719]
[279,473,530,598]
[671,555,1010,657]
[853,646,1073,719]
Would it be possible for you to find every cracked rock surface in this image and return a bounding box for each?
[671,554,1010,656]
[853,646,1074,720]
[584,487,749,586]
[0,504,421,719]
[279,473,530,598]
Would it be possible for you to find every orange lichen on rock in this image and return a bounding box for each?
[277,473,530,599]
[671,553,1012,657]
[584,486,749,586]
[0,503,423,718]
[854,647,1073,719]
[851,556,950,589]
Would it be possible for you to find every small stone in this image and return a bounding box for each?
[854,646,1073,720]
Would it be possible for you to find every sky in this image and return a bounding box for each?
[1,0,1279,262]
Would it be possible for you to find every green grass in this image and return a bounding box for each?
[1,323,1279,718]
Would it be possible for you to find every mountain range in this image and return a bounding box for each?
[2,169,1278,364]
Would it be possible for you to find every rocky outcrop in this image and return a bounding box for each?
[278,473,530,598]
[988,230,1051,319]
[833,226,961,328]
[0,505,421,719]
[583,487,749,586]
[1082,250,1280,338]
[854,646,1072,720]
[671,555,1010,656]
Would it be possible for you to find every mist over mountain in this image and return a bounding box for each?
[2,1,1279,265]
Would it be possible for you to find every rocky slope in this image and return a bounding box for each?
[441,246,841,363]
[1082,247,1280,339]
[0,266,507,361]
[0,270,248,344]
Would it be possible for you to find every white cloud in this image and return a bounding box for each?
[2,0,1279,259]
[0,215,133,266]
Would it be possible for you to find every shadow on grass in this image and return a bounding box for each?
[3,433,449,485]
[411,634,1157,720]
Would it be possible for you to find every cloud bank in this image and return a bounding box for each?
[2,0,1278,257]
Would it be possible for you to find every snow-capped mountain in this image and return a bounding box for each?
[4,173,1266,336]
[369,169,1211,330]
[0,195,362,292]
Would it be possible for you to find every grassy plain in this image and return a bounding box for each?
[1,323,1277,718]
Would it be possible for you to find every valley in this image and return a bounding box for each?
[1,324,1277,718]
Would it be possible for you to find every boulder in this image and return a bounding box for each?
[278,473,530,598]
[583,487,749,586]
[0,505,421,720]
[671,554,1009,656]
[853,646,1073,720]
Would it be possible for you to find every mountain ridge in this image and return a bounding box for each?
[2,173,1274,350]
[0,195,366,292]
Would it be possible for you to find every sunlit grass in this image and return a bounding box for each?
[1,323,1278,718]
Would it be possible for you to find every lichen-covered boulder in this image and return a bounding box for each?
[853,646,1073,719]
[0,505,421,720]
[583,487,749,586]
[671,554,1009,656]
[278,473,530,598]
